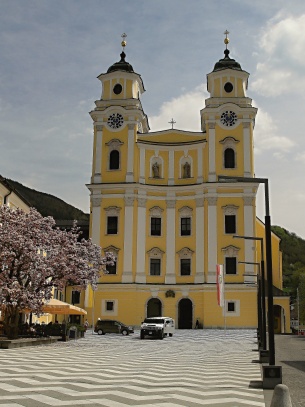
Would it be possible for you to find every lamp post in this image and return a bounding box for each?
[238,260,262,346]
[234,235,266,352]
[218,175,281,388]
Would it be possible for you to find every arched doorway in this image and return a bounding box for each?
[178,298,193,329]
[147,298,162,318]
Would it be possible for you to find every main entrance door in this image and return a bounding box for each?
[147,298,162,318]
[178,298,193,329]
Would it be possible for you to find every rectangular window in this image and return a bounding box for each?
[151,217,161,236]
[106,261,117,275]
[106,301,114,311]
[225,215,236,234]
[150,258,161,275]
[71,290,80,304]
[225,257,237,275]
[180,259,191,275]
[107,216,118,234]
[181,217,191,236]
[227,302,235,312]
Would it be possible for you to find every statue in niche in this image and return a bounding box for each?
[183,162,191,178]
[152,162,160,178]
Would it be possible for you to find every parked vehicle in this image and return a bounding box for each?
[94,319,134,336]
[140,317,175,339]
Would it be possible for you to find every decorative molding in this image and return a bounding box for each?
[208,122,216,129]
[195,197,204,207]
[219,136,240,145]
[91,197,102,207]
[96,124,104,131]
[149,206,164,216]
[128,124,134,131]
[222,204,239,215]
[138,198,147,207]
[243,122,251,129]
[177,247,194,258]
[124,196,134,206]
[106,138,124,148]
[105,206,121,215]
[243,196,253,206]
[103,245,120,254]
[221,245,240,256]
[207,196,217,205]
[166,200,176,209]
[147,247,165,257]
[178,206,193,217]
[165,289,175,298]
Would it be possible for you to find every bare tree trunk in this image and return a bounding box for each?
[4,305,20,339]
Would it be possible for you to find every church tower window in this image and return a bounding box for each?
[224,148,235,168]
[109,150,120,170]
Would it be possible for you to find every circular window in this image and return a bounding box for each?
[113,83,123,95]
[224,82,233,93]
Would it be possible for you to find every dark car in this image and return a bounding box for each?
[94,319,134,336]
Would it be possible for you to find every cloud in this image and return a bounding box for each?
[252,13,305,96]
[253,107,295,154]
[149,84,209,132]
[296,152,305,162]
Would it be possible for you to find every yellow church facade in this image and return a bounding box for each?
[84,37,290,332]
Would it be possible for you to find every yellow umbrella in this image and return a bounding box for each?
[41,299,87,315]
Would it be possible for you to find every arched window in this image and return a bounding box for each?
[224,148,235,168]
[109,150,120,170]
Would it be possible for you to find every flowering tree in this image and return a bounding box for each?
[0,206,114,339]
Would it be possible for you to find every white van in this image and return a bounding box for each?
[140,317,175,339]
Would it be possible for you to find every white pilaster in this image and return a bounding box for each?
[207,195,217,283]
[126,124,135,182]
[243,122,251,177]
[165,198,176,284]
[195,197,204,283]
[93,125,103,183]
[91,197,102,245]
[208,122,216,182]
[243,193,256,282]
[168,150,175,185]
[139,148,145,184]
[123,195,134,283]
[197,147,203,183]
[135,195,147,283]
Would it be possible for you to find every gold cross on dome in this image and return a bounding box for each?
[121,33,127,50]
[169,118,176,129]
[224,30,230,48]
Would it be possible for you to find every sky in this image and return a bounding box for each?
[1,0,305,238]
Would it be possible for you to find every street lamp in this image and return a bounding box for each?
[218,175,281,388]
[234,235,267,352]
[238,260,262,343]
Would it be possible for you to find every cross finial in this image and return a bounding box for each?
[121,33,127,50]
[169,118,176,129]
[224,30,230,49]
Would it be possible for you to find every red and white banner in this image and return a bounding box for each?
[216,264,224,307]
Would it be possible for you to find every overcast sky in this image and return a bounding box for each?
[1,0,305,238]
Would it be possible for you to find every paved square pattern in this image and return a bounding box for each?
[0,329,266,406]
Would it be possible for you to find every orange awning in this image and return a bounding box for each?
[41,299,87,315]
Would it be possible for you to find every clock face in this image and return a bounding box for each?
[220,110,238,127]
[107,113,124,129]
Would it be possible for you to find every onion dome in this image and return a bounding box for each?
[213,30,242,72]
[107,33,134,73]
[107,51,134,73]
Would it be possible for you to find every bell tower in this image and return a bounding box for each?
[201,30,257,182]
[89,34,149,187]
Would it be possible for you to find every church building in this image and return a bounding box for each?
[83,34,290,331]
